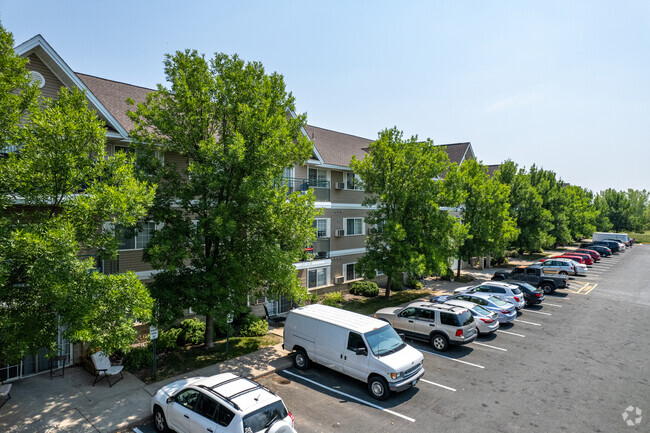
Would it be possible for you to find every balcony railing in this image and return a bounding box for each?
[301,237,330,261]
[285,177,330,202]
[78,255,120,275]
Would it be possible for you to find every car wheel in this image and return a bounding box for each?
[294,348,311,371]
[368,376,390,401]
[541,283,554,295]
[153,406,169,433]
[430,333,449,352]
[559,271,568,276]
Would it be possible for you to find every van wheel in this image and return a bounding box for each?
[294,348,311,370]
[430,334,449,352]
[368,376,390,400]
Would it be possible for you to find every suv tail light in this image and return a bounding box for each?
[455,329,463,337]
[514,296,520,302]
[480,318,494,323]
[288,412,294,422]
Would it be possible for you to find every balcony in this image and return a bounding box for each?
[78,255,120,275]
[285,177,330,202]
[301,237,330,261]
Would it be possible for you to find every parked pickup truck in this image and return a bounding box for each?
[491,265,569,294]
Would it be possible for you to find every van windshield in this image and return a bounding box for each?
[365,325,405,357]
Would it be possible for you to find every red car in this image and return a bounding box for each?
[561,253,593,265]
[575,249,601,261]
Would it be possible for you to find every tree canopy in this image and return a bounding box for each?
[128,50,319,347]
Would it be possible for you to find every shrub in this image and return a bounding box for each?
[179,318,205,345]
[124,345,152,370]
[321,291,344,306]
[239,314,269,337]
[405,277,423,290]
[158,327,182,352]
[350,281,380,297]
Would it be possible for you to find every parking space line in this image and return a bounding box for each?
[283,370,416,422]
[543,302,562,307]
[133,429,144,433]
[497,330,525,337]
[583,284,598,295]
[420,378,457,391]
[473,341,508,351]
[418,348,486,369]
[514,319,541,326]
[525,309,552,316]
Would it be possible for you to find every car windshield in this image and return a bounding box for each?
[365,325,406,357]
[472,305,492,316]
[519,282,537,292]
[489,296,508,307]
[242,400,288,433]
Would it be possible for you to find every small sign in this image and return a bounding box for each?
[226,314,234,324]
[149,326,159,340]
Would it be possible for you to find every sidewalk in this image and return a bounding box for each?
[0,336,293,433]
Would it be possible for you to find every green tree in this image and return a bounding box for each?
[0,39,155,361]
[599,189,632,232]
[528,165,571,246]
[565,186,597,241]
[593,195,613,232]
[626,189,649,232]
[494,161,553,254]
[456,160,518,275]
[128,51,318,347]
[350,128,463,297]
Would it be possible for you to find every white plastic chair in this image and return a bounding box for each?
[91,351,124,387]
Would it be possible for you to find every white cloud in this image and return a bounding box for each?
[484,91,541,114]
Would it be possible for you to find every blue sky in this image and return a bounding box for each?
[2,0,649,192]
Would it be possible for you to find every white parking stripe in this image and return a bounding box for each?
[420,378,457,391]
[497,330,526,337]
[133,429,144,433]
[418,348,486,369]
[514,319,541,326]
[473,341,508,351]
[284,370,416,422]
[543,302,562,307]
[525,309,552,316]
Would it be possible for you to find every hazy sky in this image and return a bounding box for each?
[2,0,649,192]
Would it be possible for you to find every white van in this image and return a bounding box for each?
[283,304,424,400]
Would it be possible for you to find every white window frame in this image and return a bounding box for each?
[117,221,158,251]
[307,266,330,289]
[343,262,360,282]
[343,217,365,236]
[344,172,363,191]
[307,167,330,188]
[314,218,331,238]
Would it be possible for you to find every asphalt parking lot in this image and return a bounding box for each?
[255,246,649,433]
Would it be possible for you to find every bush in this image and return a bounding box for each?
[405,277,423,290]
[239,314,269,337]
[124,345,152,370]
[179,318,205,345]
[350,281,380,297]
[321,291,344,306]
[506,249,520,258]
[158,327,182,352]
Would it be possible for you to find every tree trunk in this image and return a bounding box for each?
[205,314,214,348]
[457,252,462,278]
[385,275,392,298]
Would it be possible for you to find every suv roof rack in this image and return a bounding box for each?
[418,302,462,312]
[198,375,278,411]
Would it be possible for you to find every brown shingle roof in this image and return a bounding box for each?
[76,73,153,133]
[303,125,372,167]
[486,164,500,177]
[438,142,471,165]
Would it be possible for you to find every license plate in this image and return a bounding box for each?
[412,379,418,386]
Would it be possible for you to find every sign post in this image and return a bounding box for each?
[150,325,158,381]
[225,314,233,359]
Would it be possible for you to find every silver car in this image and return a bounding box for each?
[537,259,575,276]
[454,281,525,310]
[443,299,499,335]
[435,293,517,324]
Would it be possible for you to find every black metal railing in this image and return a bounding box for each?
[78,255,119,275]
[285,177,330,202]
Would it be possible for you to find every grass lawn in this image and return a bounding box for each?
[629,231,650,244]
[342,289,431,316]
[132,334,282,384]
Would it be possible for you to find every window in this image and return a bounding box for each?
[417,309,435,321]
[440,312,457,326]
[243,401,288,432]
[399,307,417,318]
[344,263,359,281]
[308,267,328,288]
[347,332,366,351]
[308,168,328,188]
[314,218,329,238]
[175,389,199,410]
[117,222,156,250]
[345,172,362,190]
[344,218,364,236]
[195,394,219,421]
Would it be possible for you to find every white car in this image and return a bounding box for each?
[152,373,297,433]
[442,299,499,335]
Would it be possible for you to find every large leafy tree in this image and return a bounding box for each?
[128,51,318,347]
[528,165,572,247]
[494,161,553,254]
[565,186,597,241]
[0,24,155,362]
[350,128,463,297]
[598,188,632,232]
[456,160,518,275]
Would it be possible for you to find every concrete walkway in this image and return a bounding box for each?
[0,341,293,433]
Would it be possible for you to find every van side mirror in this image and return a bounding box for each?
[355,347,368,356]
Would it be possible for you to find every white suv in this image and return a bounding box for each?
[152,373,297,433]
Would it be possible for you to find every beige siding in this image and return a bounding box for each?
[26,54,65,99]
[118,250,152,273]
[294,165,308,179]
[332,253,365,280]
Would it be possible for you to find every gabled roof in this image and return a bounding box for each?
[303,124,372,168]
[486,164,501,177]
[439,142,474,165]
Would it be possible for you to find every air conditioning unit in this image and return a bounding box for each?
[335,229,345,237]
[334,276,344,284]
[335,182,346,190]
